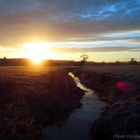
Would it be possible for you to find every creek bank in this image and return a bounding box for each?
[0,69,84,140]
[43,72,106,140]
[26,70,84,125]
[72,69,140,140]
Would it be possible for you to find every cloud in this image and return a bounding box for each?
[0,0,140,46]
[49,46,140,53]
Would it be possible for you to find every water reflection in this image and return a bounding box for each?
[68,72,92,92]
[43,72,106,140]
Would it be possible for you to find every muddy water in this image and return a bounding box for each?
[43,73,106,140]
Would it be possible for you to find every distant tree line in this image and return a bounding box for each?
[115,58,138,65]
[0,55,139,66]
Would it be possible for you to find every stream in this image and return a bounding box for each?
[43,72,106,140]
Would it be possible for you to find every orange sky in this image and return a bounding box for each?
[0,0,140,62]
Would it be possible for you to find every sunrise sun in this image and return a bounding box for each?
[23,42,47,64]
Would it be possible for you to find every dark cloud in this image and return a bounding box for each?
[0,0,140,45]
[1,45,139,54]
[49,46,140,53]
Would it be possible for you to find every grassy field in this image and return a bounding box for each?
[72,65,140,140]
[0,65,139,140]
[0,66,83,140]
[83,65,140,76]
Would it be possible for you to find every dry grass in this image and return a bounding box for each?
[73,65,140,140]
[83,65,140,76]
[0,66,83,140]
[0,65,139,140]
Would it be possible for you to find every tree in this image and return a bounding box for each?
[0,56,7,65]
[80,54,89,65]
[116,61,120,64]
[130,58,137,64]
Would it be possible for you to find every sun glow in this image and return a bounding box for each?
[23,42,49,64]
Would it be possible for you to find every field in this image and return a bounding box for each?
[0,66,83,140]
[0,65,140,140]
[73,65,140,140]
[78,64,140,76]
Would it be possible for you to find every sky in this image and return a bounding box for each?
[0,0,140,62]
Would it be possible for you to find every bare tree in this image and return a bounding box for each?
[130,58,137,64]
[80,54,89,65]
[3,56,6,60]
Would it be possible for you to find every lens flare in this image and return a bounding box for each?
[116,81,136,94]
